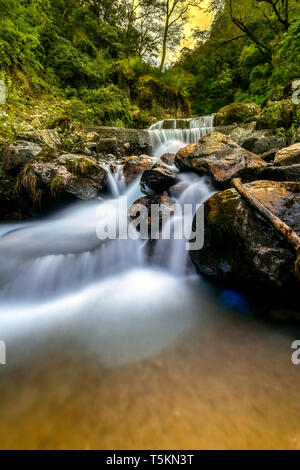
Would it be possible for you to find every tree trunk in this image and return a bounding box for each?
[160,29,168,71]
[231,178,300,282]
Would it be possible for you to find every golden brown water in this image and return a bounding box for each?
[1,311,300,450]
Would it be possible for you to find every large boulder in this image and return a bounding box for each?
[140,165,179,195]
[175,132,267,187]
[274,143,300,166]
[190,180,300,294]
[3,141,42,174]
[215,102,260,126]
[17,154,107,211]
[228,126,286,156]
[242,132,285,155]
[123,155,155,184]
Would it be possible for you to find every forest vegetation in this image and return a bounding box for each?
[0,0,299,135]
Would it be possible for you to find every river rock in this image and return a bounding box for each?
[17,155,107,211]
[123,155,155,184]
[190,180,300,293]
[175,132,267,187]
[228,127,286,155]
[129,194,177,237]
[96,137,126,159]
[140,165,179,195]
[215,103,260,126]
[3,141,42,174]
[160,153,176,166]
[259,148,279,162]
[274,143,300,166]
[242,133,286,155]
[167,182,188,198]
[259,164,300,181]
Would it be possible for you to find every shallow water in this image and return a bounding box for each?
[0,120,300,449]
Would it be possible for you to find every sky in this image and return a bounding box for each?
[168,1,213,62]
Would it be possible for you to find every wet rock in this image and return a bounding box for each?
[123,155,155,184]
[175,132,267,188]
[3,141,42,174]
[228,127,287,154]
[160,153,176,166]
[260,164,300,182]
[215,103,260,126]
[96,137,126,159]
[83,126,151,156]
[129,194,177,237]
[140,165,179,195]
[259,148,279,162]
[190,180,300,293]
[17,155,107,211]
[167,182,188,198]
[242,133,286,155]
[274,143,300,166]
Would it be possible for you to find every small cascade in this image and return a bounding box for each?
[148,115,214,157]
[102,164,126,198]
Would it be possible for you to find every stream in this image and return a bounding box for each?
[0,117,300,449]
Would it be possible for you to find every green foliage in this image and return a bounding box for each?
[64,86,133,127]
[0,0,299,132]
[177,0,300,116]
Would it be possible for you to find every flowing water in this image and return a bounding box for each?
[148,116,214,157]
[0,117,300,449]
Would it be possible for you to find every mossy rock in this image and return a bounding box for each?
[215,102,260,126]
[190,181,300,295]
[65,156,100,177]
[257,99,299,130]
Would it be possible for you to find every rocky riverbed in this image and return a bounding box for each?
[1,105,300,302]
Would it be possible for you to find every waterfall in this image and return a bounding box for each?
[148,115,214,157]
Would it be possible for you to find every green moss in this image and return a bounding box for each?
[34,146,57,163]
[50,175,63,197]
[66,157,99,177]
[16,166,43,209]
[257,100,299,130]
[215,102,260,126]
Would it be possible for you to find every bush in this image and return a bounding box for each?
[64,86,133,127]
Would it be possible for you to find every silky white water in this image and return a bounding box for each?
[0,119,299,450]
[0,122,217,368]
[148,115,214,157]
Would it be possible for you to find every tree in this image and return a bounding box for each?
[158,0,203,70]
[256,0,290,31]
[228,0,272,62]
[121,0,162,60]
